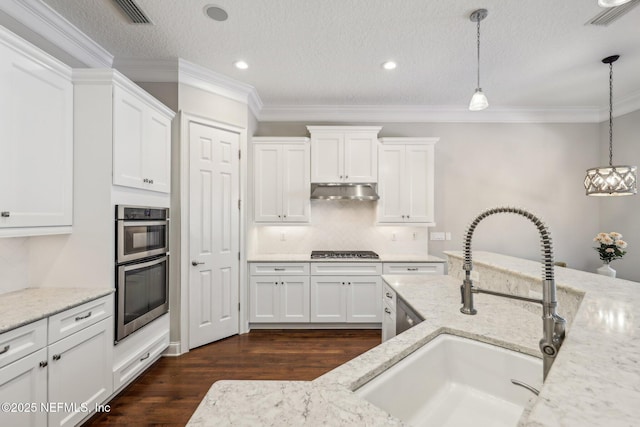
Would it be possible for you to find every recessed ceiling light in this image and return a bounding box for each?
[382,61,397,70]
[204,4,228,22]
[234,60,249,70]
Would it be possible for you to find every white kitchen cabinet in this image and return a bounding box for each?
[382,283,396,342]
[113,85,172,193]
[249,276,310,322]
[0,26,73,236]
[310,262,382,323]
[249,263,310,322]
[48,318,113,427]
[308,126,381,183]
[253,138,310,223]
[382,262,445,275]
[378,138,438,224]
[0,295,113,427]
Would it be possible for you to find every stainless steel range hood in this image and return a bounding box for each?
[310,183,379,201]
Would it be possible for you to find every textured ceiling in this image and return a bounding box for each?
[41,0,640,109]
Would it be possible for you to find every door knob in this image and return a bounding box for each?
[192,261,204,266]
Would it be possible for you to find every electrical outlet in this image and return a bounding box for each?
[445,232,452,241]
[392,232,397,241]
[412,232,417,240]
[280,232,286,241]
[430,232,445,241]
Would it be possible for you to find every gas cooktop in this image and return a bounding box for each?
[311,250,379,259]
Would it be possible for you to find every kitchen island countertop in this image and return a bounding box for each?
[188,252,640,426]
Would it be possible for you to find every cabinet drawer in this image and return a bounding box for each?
[0,319,47,369]
[113,330,169,392]
[382,263,444,275]
[382,283,397,311]
[250,263,310,275]
[48,294,114,344]
[311,262,382,276]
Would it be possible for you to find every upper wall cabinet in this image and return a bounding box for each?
[253,137,310,223]
[74,69,174,194]
[378,138,438,224]
[113,86,172,193]
[0,27,73,236]
[308,126,381,183]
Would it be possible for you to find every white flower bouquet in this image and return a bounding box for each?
[593,232,627,264]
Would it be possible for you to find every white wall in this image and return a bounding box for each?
[598,109,640,281]
[0,237,29,294]
[256,121,601,272]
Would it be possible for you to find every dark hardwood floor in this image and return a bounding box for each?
[84,329,381,426]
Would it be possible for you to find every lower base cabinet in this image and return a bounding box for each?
[0,295,113,427]
[249,276,310,322]
[310,276,382,323]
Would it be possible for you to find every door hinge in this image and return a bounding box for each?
[238,302,241,311]
[238,252,240,260]
[238,199,241,210]
[238,149,241,160]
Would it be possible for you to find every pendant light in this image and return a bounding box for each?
[598,0,632,7]
[469,9,488,111]
[584,55,637,196]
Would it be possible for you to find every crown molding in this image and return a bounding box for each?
[114,58,264,118]
[599,89,640,122]
[258,104,604,123]
[0,0,113,68]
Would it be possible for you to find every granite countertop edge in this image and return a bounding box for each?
[247,254,446,263]
[0,287,115,334]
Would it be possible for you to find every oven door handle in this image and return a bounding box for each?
[120,220,168,227]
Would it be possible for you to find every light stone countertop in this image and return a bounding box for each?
[189,251,640,426]
[0,287,114,333]
[247,254,446,263]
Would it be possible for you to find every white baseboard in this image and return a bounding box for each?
[163,341,183,356]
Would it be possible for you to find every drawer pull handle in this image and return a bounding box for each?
[39,361,48,368]
[407,268,418,271]
[75,311,92,321]
[385,292,393,299]
[1,211,9,218]
[52,354,61,361]
[140,352,150,362]
[0,345,9,355]
[274,268,285,271]
[384,308,391,314]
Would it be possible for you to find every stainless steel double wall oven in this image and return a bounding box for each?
[115,205,169,343]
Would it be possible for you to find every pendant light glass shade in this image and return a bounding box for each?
[598,0,632,7]
[584,55,637,196]
[469,89,489,111]
[469,9,488,111]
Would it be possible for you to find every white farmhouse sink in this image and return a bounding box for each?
[355,334,542,427]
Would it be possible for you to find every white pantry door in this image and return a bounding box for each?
[189,122,240,349]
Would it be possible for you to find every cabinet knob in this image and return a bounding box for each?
[385,292,393,299]
[283,215,287,218]
[0,344,9,355]
[345,175,349,179]
[339,175,343,179]
[39,361,48,368]
[0,211,9,218]
[149,179,154,184]
[143,178,148,183]
[52,354,61,361]
[406,215,410,219]
[385,308,391,314]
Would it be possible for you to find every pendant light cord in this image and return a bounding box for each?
[608,61,613,167]
[476,18,481,89]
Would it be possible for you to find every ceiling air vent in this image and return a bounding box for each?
[587,0,640,26]
[112,0,153,24]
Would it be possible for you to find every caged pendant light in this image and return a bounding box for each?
[584,55,637,196]
[469,9,489,111]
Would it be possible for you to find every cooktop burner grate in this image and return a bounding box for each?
[311,250,379,259]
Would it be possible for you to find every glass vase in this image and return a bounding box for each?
[596,262,616,278]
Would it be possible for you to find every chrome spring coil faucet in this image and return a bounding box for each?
[460,207,566,381]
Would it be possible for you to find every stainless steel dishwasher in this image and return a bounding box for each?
[396,296,424,334]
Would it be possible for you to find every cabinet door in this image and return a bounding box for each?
[381,305,396,342]
[253,144,283,222]
[48,318,113,427]
[310,276,346,322]
[249,276,280,322]
[281,144,310,222]
[405,144,435,223]
[280,276,310,322]
[344,133,378,182]
[346,276,382,323]
[377,145,406,223]
[311,133,343,182]
[0,348,47,427]
[0,42,72,229]
[143,110,171,193]
[113,86,146,190]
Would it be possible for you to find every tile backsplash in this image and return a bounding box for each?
[252,201,429,255]
[0,237,29,294]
